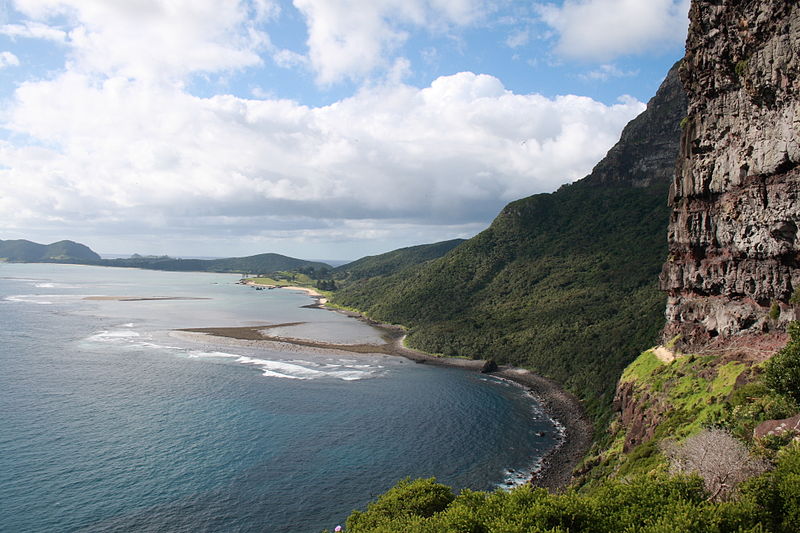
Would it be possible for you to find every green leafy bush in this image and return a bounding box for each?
[343,446,800,532]
[345,478,454,532]
[735,59,749,79]
[715,381,798,441]
[765,322,800,404]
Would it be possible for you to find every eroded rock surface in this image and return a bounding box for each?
[583,61,686,188]
[661,0,800,349]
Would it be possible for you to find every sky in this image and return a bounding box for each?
[0,0,690,261]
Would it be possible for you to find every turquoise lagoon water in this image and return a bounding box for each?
[0,263,558,532]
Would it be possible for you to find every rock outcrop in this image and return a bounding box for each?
[584,61,686,188]
[615,379,665,453]
[661,0,800,349]
[754,413,800,440]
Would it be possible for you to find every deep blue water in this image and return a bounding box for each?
[0,264,558,533]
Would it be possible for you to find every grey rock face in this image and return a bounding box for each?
[661,0,800,349]
[583,61,686,188]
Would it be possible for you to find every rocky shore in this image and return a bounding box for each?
[178,295,593,490]
[324,306,593,489]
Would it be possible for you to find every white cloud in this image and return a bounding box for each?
[506,28,530,49]
[0,0,652,258]
[292,0,484,85]
[0,21,67,42]
[0,69,644,256]
[251,0,281,21]
[0,51,20,67]
[579,63,638,81]
[385,56,412,84]
[536,0,690,61]
[272,47,308,69]
[10,0,274,81]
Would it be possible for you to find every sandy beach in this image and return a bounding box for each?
[240,281,329,306]
[177,292,592,491]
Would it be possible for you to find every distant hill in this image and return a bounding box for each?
[332,62,686,423]
[99,253,331,274]
[334,239,465,281]
[0,239,101,262]
[0,239,330,274]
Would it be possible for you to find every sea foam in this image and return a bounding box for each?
[189,350,378,381]
[5,294,56,305]
[87,330,142,342]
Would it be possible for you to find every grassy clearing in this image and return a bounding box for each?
[245,271,319,288]
[620,348,662,383]
[246,276,283,286]
[580,350,753,486]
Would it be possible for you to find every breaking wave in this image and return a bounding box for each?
[82,328,382,382]
[188,350,379,381]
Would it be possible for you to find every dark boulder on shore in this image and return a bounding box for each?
[480,359,498,373]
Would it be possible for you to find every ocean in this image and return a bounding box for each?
[0,263,558,533]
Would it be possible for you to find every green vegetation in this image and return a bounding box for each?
[719,381,798,443]
[333,182,670,427]
[0,239,101,262]
[246,276,283,286]
[95,252,331,274]
[0,239,333,276]
[580,319,800,486]
[333,239,465,281]
[584,351,751,485]
[245,270,337,292]
[336,445,800,532]
[736,59,749,79]
[316,279,337,291]
[765,322,800,404]
[620,348,663,383]
[680,116,690,129]
[339,326,800,531]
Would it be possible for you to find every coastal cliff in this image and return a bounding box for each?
[333,64,686,426]
[661,0,800,350]
[339,3,800,528]
[582,60,685,188]
[592,0,800,489]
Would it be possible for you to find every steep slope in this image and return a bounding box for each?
[0,239,101,262]
[582,0,800,490]
[337,4,800,527]
[333,239,465,281]
[661,0,800,349]
[333,63,687,422]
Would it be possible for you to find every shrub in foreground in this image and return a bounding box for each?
[663,428,770,501]
[342,445,800,532]
[765,322,800,405]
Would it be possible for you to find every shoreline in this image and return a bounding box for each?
[386,335,593,490]
[239,280,329,306]
[330,309,593,490]
[180,290,593,490]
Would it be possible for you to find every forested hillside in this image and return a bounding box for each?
[0,239,101,262]
[96,253,331,274]
[334,239,465,281]
[333,62,686,424]
[0,239,332,275]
